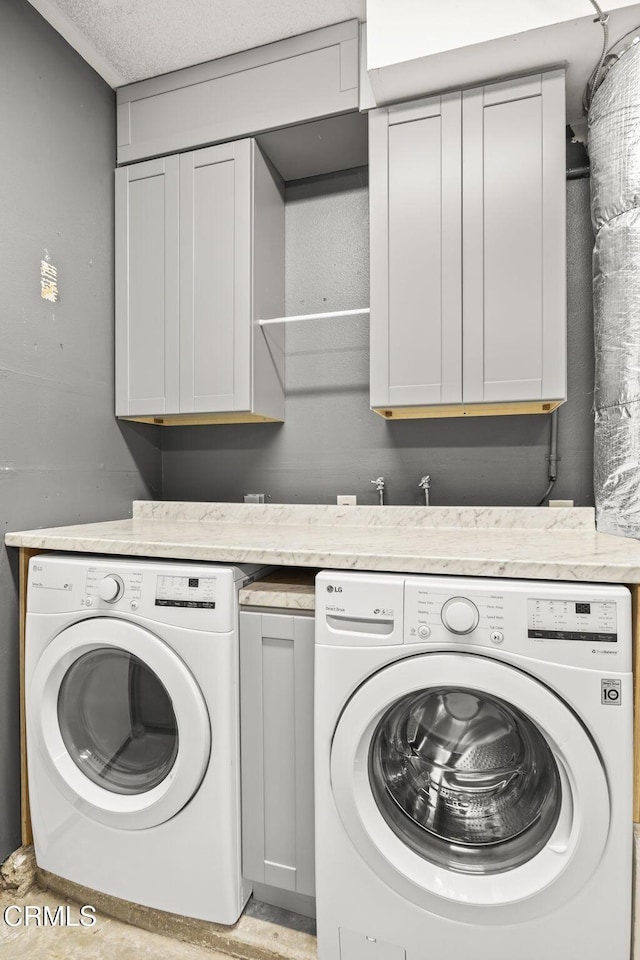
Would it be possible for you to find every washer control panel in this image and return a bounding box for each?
[317,572,632,668]
[398,575,631,669]
[96,574,124,603]
[441,597,479,634]
[405,582,506,645]
[527,598,617,642]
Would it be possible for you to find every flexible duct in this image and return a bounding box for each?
[589,41,640,538]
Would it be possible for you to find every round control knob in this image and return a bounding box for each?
[441,597,479,635]
[97,575,124,603]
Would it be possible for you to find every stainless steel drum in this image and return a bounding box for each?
[369,687,561,874]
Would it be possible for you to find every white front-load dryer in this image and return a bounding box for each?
[26,554,267,923]
[314,572,633,960]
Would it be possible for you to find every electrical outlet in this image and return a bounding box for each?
[548,499,574,508]
[337,495,357,506]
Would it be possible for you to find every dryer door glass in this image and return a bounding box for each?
[57,647,179,795]
[369,686,561,874]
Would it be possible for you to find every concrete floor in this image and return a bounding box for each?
[0,888,234,960]
[0,846,317,960]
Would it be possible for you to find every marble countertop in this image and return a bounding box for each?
[6,500,640,585]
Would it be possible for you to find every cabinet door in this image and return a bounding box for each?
[240,610,315,897]
[179,142,253,414]
[370,93,462,408]
[115,157,180,416]
[462,71,566,404]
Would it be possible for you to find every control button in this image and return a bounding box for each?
[84,597,93,607]
[441,597,479,635]
[490,630,505,644]
[97,575,124,603]
[418,625,431,639]
[130,600,138,611]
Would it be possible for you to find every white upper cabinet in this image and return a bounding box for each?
[115,155,180,419]
[369,93,462,409]
[462,73,566,407]
[370,69,567,420]
[116,139,285,425]
[178,144,252,416]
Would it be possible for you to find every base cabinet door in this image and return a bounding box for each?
[115,140,284,424]
[369,69,566,419]
[240,610,315,898]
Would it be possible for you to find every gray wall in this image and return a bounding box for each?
[0,0,161,860]
[162,172,594,508]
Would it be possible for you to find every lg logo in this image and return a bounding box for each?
[326,585,343,593]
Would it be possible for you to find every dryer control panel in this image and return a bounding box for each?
[156,574,217,609]
[26,555,268,633]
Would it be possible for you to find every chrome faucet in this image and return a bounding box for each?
[371,476,385,506]
[419,475,431,507]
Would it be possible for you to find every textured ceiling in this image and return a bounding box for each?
[29,0,366,87]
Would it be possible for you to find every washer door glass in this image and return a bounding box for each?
[330,653,611,920]
[58,648,178,796]
[369,686,561,874]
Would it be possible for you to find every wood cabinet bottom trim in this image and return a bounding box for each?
[20,547,43,847]
[118,413,284,426]
[633,585,640,822]
[373,400,565,420]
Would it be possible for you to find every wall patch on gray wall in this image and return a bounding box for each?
[40,252,59,303]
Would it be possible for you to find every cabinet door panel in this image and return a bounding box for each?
[115,157,179,416]
[240,611,315,897]
[388,115,444,401]
[481,93,543,399]
[179,142,252,413]
[370,94,462,408]
[462,71,566,404]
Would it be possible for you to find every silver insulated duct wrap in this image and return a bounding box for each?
[590,42,640,538]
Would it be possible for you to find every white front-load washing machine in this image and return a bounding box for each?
[26,554,268,923]
[315,571,633,960]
